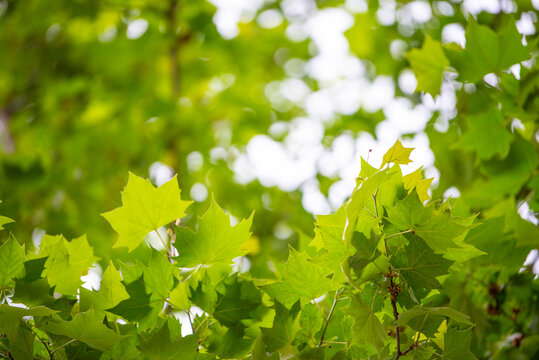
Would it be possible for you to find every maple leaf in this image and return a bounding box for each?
[403,167,433,203]
[263,248,335,308]
[381,140,414,168]
[0,234,25,288]
[39,234,97,295]
[102,173,192,251]
[174,197,253,267]
[405,35,449,96]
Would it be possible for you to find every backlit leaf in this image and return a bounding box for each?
[102,173,192,251]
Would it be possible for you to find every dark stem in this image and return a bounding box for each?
[27,325,53,360]
[167,0,180,96]
[389,276,402,360]
[317,289,342,347]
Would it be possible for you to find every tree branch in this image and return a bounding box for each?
[317,288,342,347]
[167,0,180,96]
[388,274,403,360]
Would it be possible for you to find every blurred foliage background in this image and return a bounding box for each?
[0,0,538,274]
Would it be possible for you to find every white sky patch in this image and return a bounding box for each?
[209,0,264,39]
[149,161,174,186]
[398,69,418,95]
[190,183,208,202]
[442,23,466,47]
[176,306,206,336]
[281,0,317,22]
[144,227,169,251]
[81,263,103,291]
[516,12,537,35]
[126,19,148,40]
[362,76,395,113]
[462,0,501,15]
[257,9,284,29]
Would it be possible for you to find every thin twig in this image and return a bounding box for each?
[363,206,377,218]
[389,275,402,360]
[186,310,194,334]
[385,229,413,241]
[313,300,328,321]
[372,190,379,218]
[27,325,53,360]
[51,339,77,355]
[317,289,342,347]
[154,229,173,260]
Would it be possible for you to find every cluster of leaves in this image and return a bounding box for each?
[1,140,532,359]
[399,6,539,360]
[1,0,539,359]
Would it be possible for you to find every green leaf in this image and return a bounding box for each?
[442,326,477,360]
[386,193,477,256]
[405,35,449,96]
[262,301,300,352]
[394,236,452,299]
[81,262,129,311]
[109,278,153,322]
[263,248,335,308]
[403,167,433,203]
[143,249,175,299]
[169,282,191,310]
[446,17,536,82]
[8,321,34,360]
[397,306,473,327]
[381,140,414,168]
[207,323,255,358]
[358,157,379,180]
[299,303,323,340]
[0,217,14,231]
[42,308,123,351]
[174,197,253,267]
[0,305,57,344]
[138,323,199,360]
[348,294,386,351]
[213,277,264,327]
[39,234,97,295]
[0,234,25,289]
[102,173,192,251]
[0,201,14,231]
[311,206,348,283]
[456,108,512,160]
[345,168,397,250]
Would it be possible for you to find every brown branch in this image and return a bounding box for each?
[388,273,404,360]
[167,0,180,96]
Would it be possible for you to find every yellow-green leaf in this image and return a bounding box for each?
[381,140,414,168]
[102,173,192,251]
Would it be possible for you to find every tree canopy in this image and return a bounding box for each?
[0,0,538,359]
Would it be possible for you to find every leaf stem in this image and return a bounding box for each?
[51,339,77,355]
[27,324,53,360]
[154,229,173,260]
[317,288,342,347]
[385,229,413,241]
[372,190,379,218]
[363,207,377,218]
[186,310,195,334]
